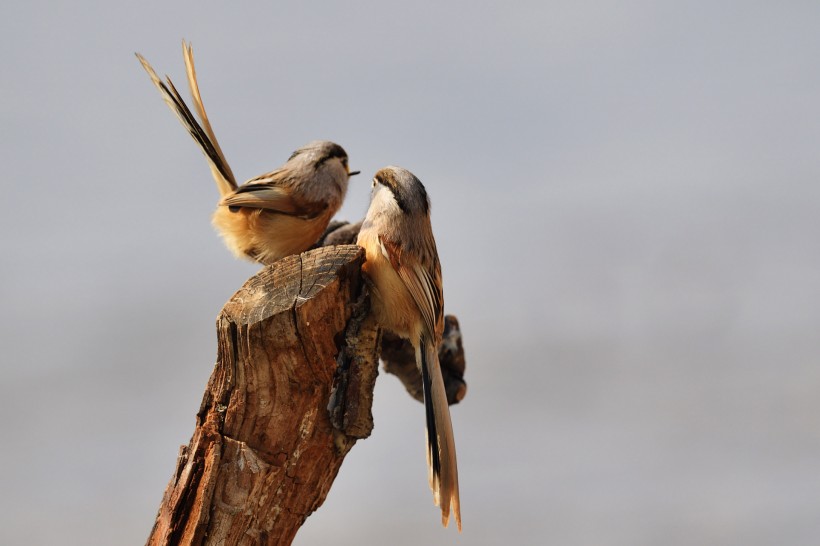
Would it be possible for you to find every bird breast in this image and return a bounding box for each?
[358,228,422,344]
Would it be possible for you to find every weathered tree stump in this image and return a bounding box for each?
[147,230,469,545]
[146,245,379,546]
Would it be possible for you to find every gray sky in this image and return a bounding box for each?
[2,1,820,545]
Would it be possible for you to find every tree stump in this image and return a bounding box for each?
[146,230,469,545]
[146,245,379,546]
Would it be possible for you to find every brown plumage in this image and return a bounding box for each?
[357,166,461,531]
[136,42,357,264]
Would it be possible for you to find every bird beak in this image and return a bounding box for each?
[348,170,361,177]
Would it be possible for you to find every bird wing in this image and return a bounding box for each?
[379,234,459,530]
[379,235,444,339]
[220,183,329,218]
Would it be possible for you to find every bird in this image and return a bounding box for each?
[136,42,359,264]
[356,166,461,531]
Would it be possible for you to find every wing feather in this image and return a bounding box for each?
[380,234,458,530]
[379,236,443,339]
[220,183,328,218]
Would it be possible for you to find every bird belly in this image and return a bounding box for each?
[212,207,331,264]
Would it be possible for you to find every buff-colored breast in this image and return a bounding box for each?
[358,229,422,345]
[212,207,333,265]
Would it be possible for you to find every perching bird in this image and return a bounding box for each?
[136,42,358,264]
[357,166,461,531]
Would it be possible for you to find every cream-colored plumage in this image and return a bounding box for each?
[137,42,357,264]
[357,166,461,531]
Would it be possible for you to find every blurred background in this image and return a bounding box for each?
[2,1,819,544]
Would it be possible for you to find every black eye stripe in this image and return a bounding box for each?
[315,148,349,168]
[374,168,430,215]
[376,172,410,213]
[289,142,349,165]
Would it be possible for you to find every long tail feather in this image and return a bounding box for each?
[181,41,237,195]
[420,335,462,531]
[135,51,237,196]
